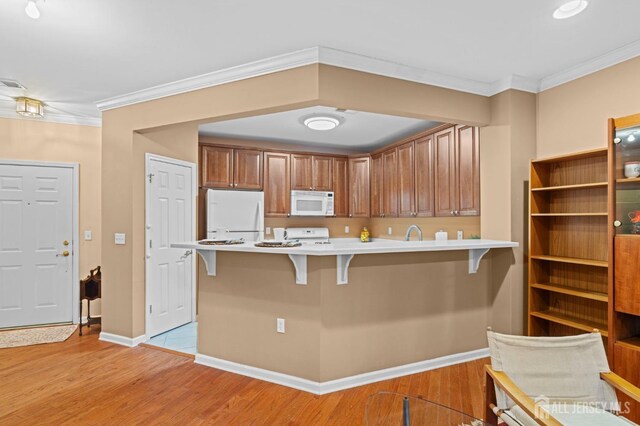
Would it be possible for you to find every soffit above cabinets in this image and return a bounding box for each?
[198,106,442,151]
[2,0,640,124]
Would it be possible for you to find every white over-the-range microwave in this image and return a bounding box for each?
[290,190,334,216]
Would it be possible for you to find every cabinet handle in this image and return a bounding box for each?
[451,211,455,216]
[614,220,622,228]
[229,183,233,187]
[349,214,352,217]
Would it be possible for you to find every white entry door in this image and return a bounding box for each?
[0,163,75,329]
[146,155,195,338]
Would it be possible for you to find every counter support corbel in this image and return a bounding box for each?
[469,248,490,274]
[337,254,355,285]
[288,254,308,285]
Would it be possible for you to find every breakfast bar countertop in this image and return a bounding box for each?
[172,238,518,256]
[173,238,518,284]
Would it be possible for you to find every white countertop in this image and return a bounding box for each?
[172,238,518,256]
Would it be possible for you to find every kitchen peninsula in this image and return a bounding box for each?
[174,236,517,393]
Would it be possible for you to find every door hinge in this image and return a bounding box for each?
[148,173,154,183]
[149,305,153,314]
[149,240,153,249]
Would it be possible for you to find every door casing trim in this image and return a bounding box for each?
[144,153,197,339]
[0,159,80,325]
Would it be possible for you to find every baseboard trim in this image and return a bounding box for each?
[195,347,489,395]
[99,332,146,348]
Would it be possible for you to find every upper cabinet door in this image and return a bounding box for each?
[455,125,480,216]
[415,135,435,217]
[264,152,291,217]
[434,127,457,217]
[349,157,370,218]
[202,146,233,188]
[312,156,333,191]
[291,154,313,190]
[233,149,263,190]
[397,142,416,217]
[382,148,398,217]
[332,157,349,217]
[370,153,383,217]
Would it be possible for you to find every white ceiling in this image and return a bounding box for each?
[199,106,442,150]
[1,0,640,124]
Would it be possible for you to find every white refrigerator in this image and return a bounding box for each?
[206,189,264,241]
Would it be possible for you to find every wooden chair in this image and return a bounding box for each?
[79,266,101,336]
[484,329,640,426]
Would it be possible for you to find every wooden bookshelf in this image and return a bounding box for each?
[528,148,610,346]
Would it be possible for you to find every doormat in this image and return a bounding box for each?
[0,324,77,349]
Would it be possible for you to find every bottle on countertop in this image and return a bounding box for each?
[360,226,370,243]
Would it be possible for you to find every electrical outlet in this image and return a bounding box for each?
[84,230,92,241]
[344,226,349,234]
[388,227,393,235]
[266,227,271,235]
[114,233,126,245]
[457,230,464,240]
[276,318,285,333]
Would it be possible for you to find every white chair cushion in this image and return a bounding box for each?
[508,403,638,426]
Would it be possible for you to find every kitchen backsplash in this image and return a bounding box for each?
[264,216,480,240]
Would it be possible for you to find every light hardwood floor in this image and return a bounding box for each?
[0,326,488,425]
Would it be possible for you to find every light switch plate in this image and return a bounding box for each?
[276,318,285,333]
[114,233,126,245]
[344,226,349,234]
[388,227,393,235]
[84,230,92,241]
[266,227,271,235]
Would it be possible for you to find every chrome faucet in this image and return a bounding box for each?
[404,225,423,241]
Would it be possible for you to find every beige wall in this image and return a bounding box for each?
[537,56,640,158]
[0,117,102,317]
[480,90,537,334]
[101,64,496,339]
[198,250,494,382]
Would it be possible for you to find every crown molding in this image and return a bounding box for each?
[96,47,321,111]
[0,104,101,127]
[539,38,640,92]
[95,42,640,112]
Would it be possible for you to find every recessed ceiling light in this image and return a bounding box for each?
[303,115,341,131]
[25,0,40,19]
[553,1,588,19]
[628,134,636,143]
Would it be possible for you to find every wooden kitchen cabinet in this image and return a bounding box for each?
[201,145,262,190]
[382,148,398,217]
[332,157,349,217]
[415,134,435,217]
[434,126,457,217]
[397,141,416,217]
[313,156,333,191]
[291,154,333,191]
[233,149,263,189]
[370,153,383,217]
[455,125,480,216]
[291,154,313,190]
[349,156,370,218]
[201,146,233,188]
[264,152,291,217]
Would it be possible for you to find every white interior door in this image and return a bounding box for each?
[0,163,74,329]
[146,155,195,338]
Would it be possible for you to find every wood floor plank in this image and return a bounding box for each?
[0,327,491,424]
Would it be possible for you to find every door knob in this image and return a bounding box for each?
[57,251,70,257]
[63,240,69,246]
[181,250,193,259]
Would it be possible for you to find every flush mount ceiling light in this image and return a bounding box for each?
[16,97,44,118]
[303,115,342,131]
[25,0,41,19]
[553,1,588,19]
